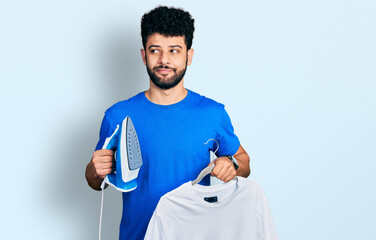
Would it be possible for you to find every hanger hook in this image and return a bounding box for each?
[204,139,219,155]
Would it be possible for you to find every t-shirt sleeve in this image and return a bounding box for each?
[144,211,166,240]
[94,114,114,151]
[216,107,240,156]
[256,184,279,240]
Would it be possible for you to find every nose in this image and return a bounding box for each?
[158,52,170,65]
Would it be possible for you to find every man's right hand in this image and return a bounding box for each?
[85,149,114,190]
[91,149,115,179]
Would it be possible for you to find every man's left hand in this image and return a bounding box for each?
[210,157,237,183]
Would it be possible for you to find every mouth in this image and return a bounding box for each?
[155,67,175,75]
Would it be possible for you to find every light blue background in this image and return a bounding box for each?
[1,0,375,239]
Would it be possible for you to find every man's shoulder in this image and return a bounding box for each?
[101,92,146,124]
[188,89,225,110]
[105,92,144,114]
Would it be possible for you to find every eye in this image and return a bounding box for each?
[171,49,179,53]
[150,49,159,53]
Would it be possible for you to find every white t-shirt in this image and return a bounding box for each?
[144,177,278,240]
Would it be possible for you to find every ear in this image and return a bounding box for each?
[187,48,194,66]
[141,49,146,65]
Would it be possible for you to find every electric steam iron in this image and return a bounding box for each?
[98,116,143,240]
[101,116,143,192]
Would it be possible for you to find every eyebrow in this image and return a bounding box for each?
[148,45,160,49]
[169,45,183,49]
[148,45,183,49]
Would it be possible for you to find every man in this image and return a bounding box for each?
[85,6,250,240]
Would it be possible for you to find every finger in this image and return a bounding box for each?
[211,164,222,177]
[93,149,114,157]
[96,168,112,179]
[92,161,113,177]
[94,162,113,169]
[212,157,230,179]
[210,157,224,176]
[212,163,230,181]
[223,170,236,183]
[221,164,236,180]
[93,155,114,164]
[215,165,228,181]
[97,167,112,174]
[220,166,236,182]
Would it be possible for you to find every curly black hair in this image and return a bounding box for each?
[141,6,195,49]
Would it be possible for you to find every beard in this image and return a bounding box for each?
[146,58,188,90]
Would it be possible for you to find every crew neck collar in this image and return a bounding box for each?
[186,177,240,208]
[142,89,191,109]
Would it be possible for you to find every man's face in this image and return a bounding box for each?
[141,33,194,90]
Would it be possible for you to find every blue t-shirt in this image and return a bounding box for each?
[95,89,240,240]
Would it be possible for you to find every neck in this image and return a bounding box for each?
[145,79,187,105]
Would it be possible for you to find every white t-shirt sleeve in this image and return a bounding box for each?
[257,186,279,240]
[144,211,166,240]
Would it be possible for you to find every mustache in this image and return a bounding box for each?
[153,65,176,71]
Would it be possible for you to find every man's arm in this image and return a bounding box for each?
[233,144,251,177]
[85,149,114,191]
[210,144,250,182]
